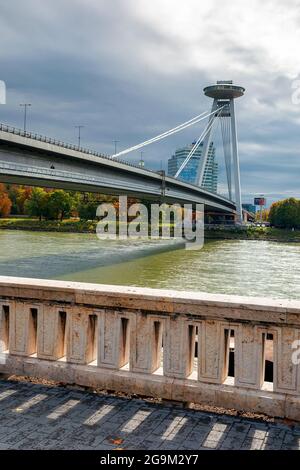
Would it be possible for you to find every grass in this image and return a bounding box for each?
[0,217,97,233]
[0,217,300,241]
[205,225,300,242]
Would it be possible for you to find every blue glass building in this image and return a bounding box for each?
[168,142,218,193]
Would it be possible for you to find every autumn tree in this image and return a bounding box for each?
[269,198,300,228]
[25,187,48,221]
[16,186,33,214]
[255,208,269,222]
[0,183,12,217]
[7,185,33,214]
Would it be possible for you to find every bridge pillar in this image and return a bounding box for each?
[197,81,245,224]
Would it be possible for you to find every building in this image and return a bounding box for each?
[242,203,256,214]
[168,142,218,193]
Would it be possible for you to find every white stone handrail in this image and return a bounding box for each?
[1,276,300,420]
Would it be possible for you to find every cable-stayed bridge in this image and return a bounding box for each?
[0,81,244,222]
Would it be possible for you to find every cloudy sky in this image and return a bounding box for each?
[1,0,300,204]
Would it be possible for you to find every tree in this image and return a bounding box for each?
[15,186,32,214]
[0,183,12,217]
[25,187,47,221]
[47,190,74,220]
[255,208,269,222]
[269,198,300,228]
[78,193,116,220]
[7,185,33,215]
[78,200,99,220]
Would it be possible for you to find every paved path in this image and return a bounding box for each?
[0,378,300,450]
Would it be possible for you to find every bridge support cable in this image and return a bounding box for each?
[220,115,232,200]
[110,108,221,159]
[174,106,225,179]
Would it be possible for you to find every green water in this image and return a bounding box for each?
[0,229,299,300]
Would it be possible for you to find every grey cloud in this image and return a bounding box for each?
[0,0,299,204]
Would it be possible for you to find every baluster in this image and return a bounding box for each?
[0,303,10,353]
[163,317,195,378]
[273,327,300,394]
[98,309,131,369]
[130,313,164,374]
[37,306,67,360]
[197,320,229,384]
[66,308,98,364]
[9,302,38,356]
[235,324,262,389]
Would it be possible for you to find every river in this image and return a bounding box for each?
[0,229,299,300]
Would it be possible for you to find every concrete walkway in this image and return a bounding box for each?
[0,378,299,450]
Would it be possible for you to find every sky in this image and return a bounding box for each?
[0,0,300,204]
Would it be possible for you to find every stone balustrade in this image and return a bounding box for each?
[1,276,300,419]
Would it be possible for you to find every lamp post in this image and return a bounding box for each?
[113,140,119,155]
[20,103,31,132]
[139,151,145,168]
[75,125,84,148]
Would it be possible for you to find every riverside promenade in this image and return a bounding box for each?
[0,378,300,450]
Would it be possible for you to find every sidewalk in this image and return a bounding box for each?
[0,378,299,450]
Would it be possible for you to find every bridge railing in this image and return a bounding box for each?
[0,123,235,204]
[0,122,106,156]
[0,122,150,172]
[1,277,299,419]
[0,160,159,195]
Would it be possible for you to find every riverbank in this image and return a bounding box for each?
[205,226,300,242]
[0,217,300,242]
[0,218,96,233]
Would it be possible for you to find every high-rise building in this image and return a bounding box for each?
[167,142,218,192]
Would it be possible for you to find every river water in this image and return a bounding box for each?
[0,229,299,300]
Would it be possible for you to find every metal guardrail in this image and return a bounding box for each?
[0,160,159,194]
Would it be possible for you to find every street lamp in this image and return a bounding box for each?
[75,125,84,148]
[20,103,31,132]
[139,151,145,168]
[113,140,119,155]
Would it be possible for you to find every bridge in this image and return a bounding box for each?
[0,81,245,222]
[0,123,236,217]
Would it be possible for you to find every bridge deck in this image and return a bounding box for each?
[0,124,236,213]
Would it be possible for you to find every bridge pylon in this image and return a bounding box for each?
[196,81,245,224]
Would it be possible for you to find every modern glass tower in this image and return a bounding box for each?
[168,141,218,192]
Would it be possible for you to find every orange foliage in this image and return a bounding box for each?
[0,183,12,217]
[15,186,33,213]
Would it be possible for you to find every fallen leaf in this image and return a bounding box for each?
[109,438,124,445]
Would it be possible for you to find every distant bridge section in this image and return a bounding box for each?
[0,123,236,215]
